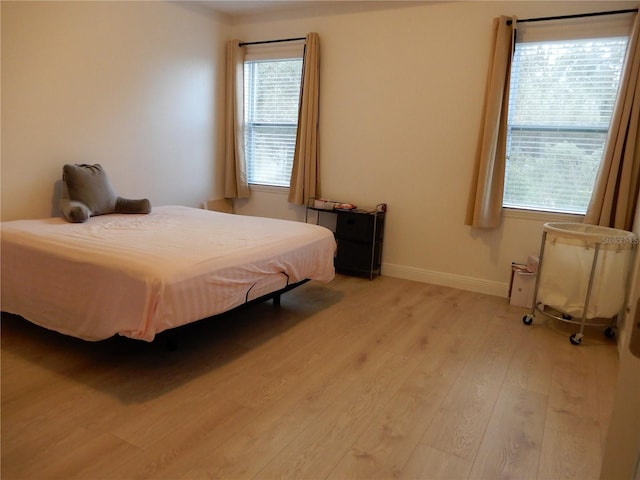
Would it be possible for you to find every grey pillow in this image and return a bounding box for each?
[60,164,151,223]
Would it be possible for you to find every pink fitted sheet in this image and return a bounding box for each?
[1,206,336,341]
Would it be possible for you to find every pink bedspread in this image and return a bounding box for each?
[1,206,335,341]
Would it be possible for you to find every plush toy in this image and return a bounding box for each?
[59,163,151,223]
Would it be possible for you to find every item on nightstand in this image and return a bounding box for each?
[334,203,357,211]
[313,199,338,210]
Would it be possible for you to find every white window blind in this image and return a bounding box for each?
[503,37,628,214]
[503,15,631,214]
[244,58,303,187]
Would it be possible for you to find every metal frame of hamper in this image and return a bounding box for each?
[522,222,638,345]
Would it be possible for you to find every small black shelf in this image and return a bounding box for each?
[305,200,386,280]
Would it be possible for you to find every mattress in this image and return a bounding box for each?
[0,206,336,341]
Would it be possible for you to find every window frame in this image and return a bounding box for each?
[501,17,632,217]
[243,42,305,189]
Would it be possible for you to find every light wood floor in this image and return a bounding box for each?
[1,274,619,480]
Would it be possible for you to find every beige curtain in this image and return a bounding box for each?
[288,32,320,205]
[465,16,515,229]
[224,40,250,199]
[584,13,640,231]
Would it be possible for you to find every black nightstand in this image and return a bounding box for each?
[305,201,386,279]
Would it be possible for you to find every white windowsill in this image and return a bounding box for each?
[502,207,584,223]
[249,184,289,195]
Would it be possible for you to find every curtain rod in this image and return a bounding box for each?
[506,8,638,26]
[239,37,306,47]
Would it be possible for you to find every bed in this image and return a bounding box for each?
[0,205,336,341]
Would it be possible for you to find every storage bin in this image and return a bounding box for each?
[538,223,636,319]
[510,270,536,308]
[336,212,380,243]
[523,222,637,345]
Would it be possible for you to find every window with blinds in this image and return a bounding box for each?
[503,36,628,214]
[244,58,303,187]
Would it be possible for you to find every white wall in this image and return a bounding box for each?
[600,191,640,479]
[230,1,637,296]
[2,1,637,299]
[1,1,229,221]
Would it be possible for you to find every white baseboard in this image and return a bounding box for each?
[381,263,510,298]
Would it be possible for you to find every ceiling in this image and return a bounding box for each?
[202,0,322,16]
[198,0,430,17]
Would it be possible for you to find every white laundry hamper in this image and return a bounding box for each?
[522,222,637,345]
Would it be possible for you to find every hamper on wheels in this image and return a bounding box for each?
[522,222,637,345]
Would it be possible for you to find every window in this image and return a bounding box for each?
[244,57,303,187]
[503,31,629,214]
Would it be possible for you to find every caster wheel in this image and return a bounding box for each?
[604,327,616,339]
[569,333,582,346]
[522,314,533,326]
